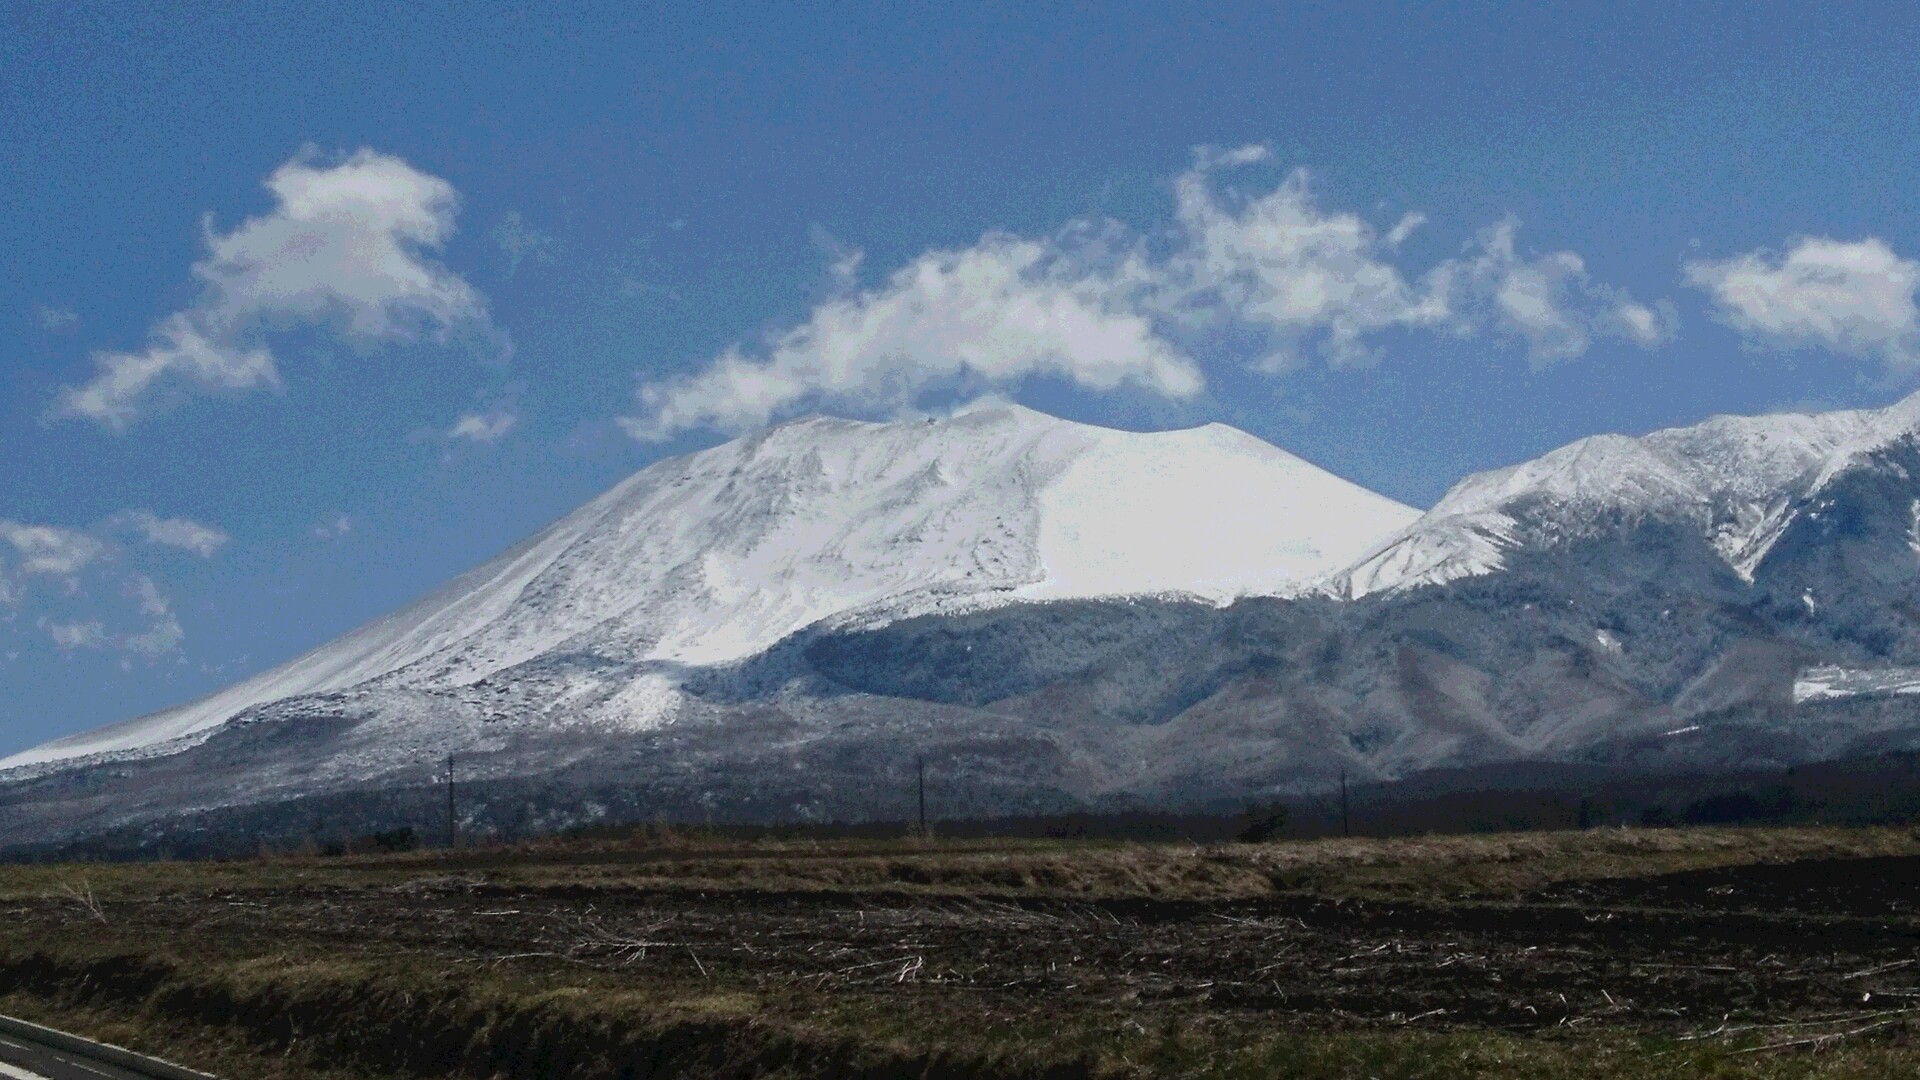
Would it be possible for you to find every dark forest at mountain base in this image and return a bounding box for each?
[14,750,1920,864]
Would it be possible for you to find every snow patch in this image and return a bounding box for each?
[1021,423,1416,600]
[1793,665,1920,704]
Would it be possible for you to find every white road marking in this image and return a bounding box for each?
[0,1060,50,1079]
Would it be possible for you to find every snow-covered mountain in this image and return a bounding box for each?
[1,403,1415,773]
[21,395,1920,856]
[1334,393,1920,597]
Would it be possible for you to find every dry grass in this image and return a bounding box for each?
[5,824,1913,905]
[7,826,1920,1078]
[1238,825,1920,899]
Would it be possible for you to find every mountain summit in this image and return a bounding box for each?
[3,404,1415,773]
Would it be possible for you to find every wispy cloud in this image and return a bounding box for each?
[494,211,557,277]
[54,148,502,428]
[36,304,78,332]
[446,408,518,443]
[622,144,1669,440]
[123,576,184,656]
[313,512,353,540]
[0,521,107,576]
[0,512,229,660]
[113,510,230,557]
[1384,213,1426,248]
[1435,218,1677,368]
[808,224,865,291]
[1686,236,1920,368]
[42,619,106,651]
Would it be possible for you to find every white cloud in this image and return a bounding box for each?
[56,312,280,426]
[37,304,78,332]
[446,408,518,443]
[622,233,1202,440]
[1163,154,1446,366]
[1192,143,1273,170]
[622,145,1668,440]
[1615,302,1669,347]
[1385,212,1427,248]
[1685,236,1920,367]
[55,148,496,428]
[43,619,106,650]
[313,513,353,540]
[114,510,230,557]
[0,521,106,576]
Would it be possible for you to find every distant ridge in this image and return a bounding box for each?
[1334,391,1920,597]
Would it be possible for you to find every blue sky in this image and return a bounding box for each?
[5,2,1920,755]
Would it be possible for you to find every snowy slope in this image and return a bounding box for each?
[1331,392,1920,598]
[2,403,1415,772]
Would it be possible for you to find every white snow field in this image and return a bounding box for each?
[1333,391,1920,598]
[1,403,1416,772]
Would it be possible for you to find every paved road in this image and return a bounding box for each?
[0,1021,210,1080]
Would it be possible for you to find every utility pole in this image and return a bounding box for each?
[916,755,927,837]
[1340,768,1350,837]
[446,753,457,850]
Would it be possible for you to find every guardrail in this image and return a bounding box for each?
[0,1013,217,1080]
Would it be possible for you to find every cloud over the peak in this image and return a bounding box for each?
[621,233,1202,441]
[54,148,497,428]
[1686,237,1920,368]
[623,145,1668,440]
[1163,156,1445,366]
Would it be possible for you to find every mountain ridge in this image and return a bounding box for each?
[1332,391,1920,597]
